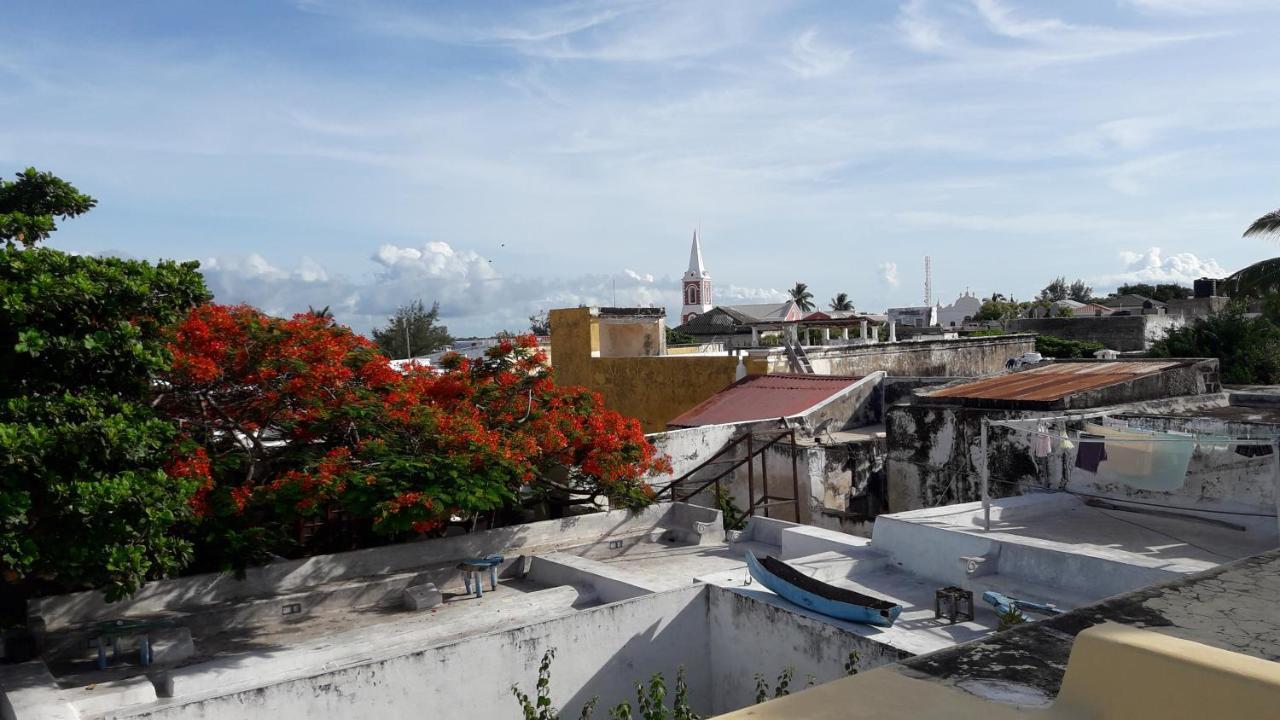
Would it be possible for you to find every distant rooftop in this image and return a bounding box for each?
[667,373,864,428]
[922,360,1198,409]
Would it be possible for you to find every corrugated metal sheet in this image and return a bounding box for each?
[668,373,863,428]
[927,361,1183,402]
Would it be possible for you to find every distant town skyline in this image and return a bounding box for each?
[4,1,1279,335]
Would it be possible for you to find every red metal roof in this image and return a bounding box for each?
[667,373,864,428]
[926,361,1184,403]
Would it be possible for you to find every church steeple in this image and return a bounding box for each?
[686,230,707,279]
[680,229,713,324]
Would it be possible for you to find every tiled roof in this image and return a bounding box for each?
[667,373,863,427]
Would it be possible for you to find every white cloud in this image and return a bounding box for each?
[1095,247,1228,287]
[200,242,785,336]
[878,262,900,287]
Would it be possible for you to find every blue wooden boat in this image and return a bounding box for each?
[745,553,902,627]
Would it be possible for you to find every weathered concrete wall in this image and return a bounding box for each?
[706,588,908,715]
[884,397,1278,522]
[113,586,715,720]
[29,505,675,633]
[789,335,1035,377]
[1008,315,1185,351]
[94,583,903,720]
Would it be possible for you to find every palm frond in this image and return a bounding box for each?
[1243,209,1280,238]
[1226,256,1280,298]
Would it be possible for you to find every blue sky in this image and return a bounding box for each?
[3,0,1280,335]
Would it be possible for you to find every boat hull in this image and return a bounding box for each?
[745,553,902,627]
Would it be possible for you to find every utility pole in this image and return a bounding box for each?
[402,316,412,360]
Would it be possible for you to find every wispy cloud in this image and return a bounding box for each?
[878,262,900,288]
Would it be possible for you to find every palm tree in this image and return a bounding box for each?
[789,282,815,312]
[1244,210,1280,238]
[306,305,333,320]
[829,292,854,312]
[1235,211,1280,297]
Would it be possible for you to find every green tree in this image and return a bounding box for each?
[0,247,209,604]
[371,299,453,359]
[1224,258,1280,299]
[1149,302,1280,384]
[829,293,853,312]
[972,298,1022,322]
[529,310,551,335]
[1035,335,1104,359]
[666,326,696,345]
[789,282,814,312]
[1068,279,1092,303]
[0,167,97,248]
[1113,283,1191,302]
[1244,208,1280,238]
[1039,277,1068,302]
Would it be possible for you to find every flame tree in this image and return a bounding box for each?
[160,305,669,571]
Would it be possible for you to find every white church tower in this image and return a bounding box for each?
[681,230,713,323]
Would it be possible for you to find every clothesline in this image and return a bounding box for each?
[987,417,1280,446]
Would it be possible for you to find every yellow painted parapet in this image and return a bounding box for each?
[710,624,1280,719]
[1049,623,1280,720]
[549,307,747,431]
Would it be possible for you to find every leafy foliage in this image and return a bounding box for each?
[0,248,209,602]
[1039,277,1092,303]
[1243,208,1280,238]
[1034,335,1104,359]
[712,486,747,532]
[972,298,1022,322]
[1224,257,1280,299]
[160,306,669,570]
[828,293,853,312]
[1113,283,1191,302]
[1149,302,1280,384]
[529,310,551,336]
[788,283,814,312]
[0,168,97,248]
[1068,279,1092,303]
[371,299,453,360]
[666,327,696,345]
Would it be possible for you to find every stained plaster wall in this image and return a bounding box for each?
[884,397,1278,521]
[777,335,1035,377]
[648,375,887,534]
[1007,315,1185,351]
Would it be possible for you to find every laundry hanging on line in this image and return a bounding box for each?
[1075,422,1195,492]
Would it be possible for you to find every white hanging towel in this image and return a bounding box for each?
[1081,423,1194,492]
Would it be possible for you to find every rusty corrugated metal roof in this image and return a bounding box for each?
[668,373,864,428]
[927,361,1184,402]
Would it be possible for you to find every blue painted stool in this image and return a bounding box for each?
[457,554,504,598]
[92,619,174,669]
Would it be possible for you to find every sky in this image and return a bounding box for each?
[3,0,1280,336]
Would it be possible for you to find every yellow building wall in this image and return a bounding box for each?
[549,307,749,432]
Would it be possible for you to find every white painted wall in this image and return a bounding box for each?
[96,583,901,720]
[706,588,908,714]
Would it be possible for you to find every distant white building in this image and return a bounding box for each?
[936,291,983,328]
[886,305,938,328]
